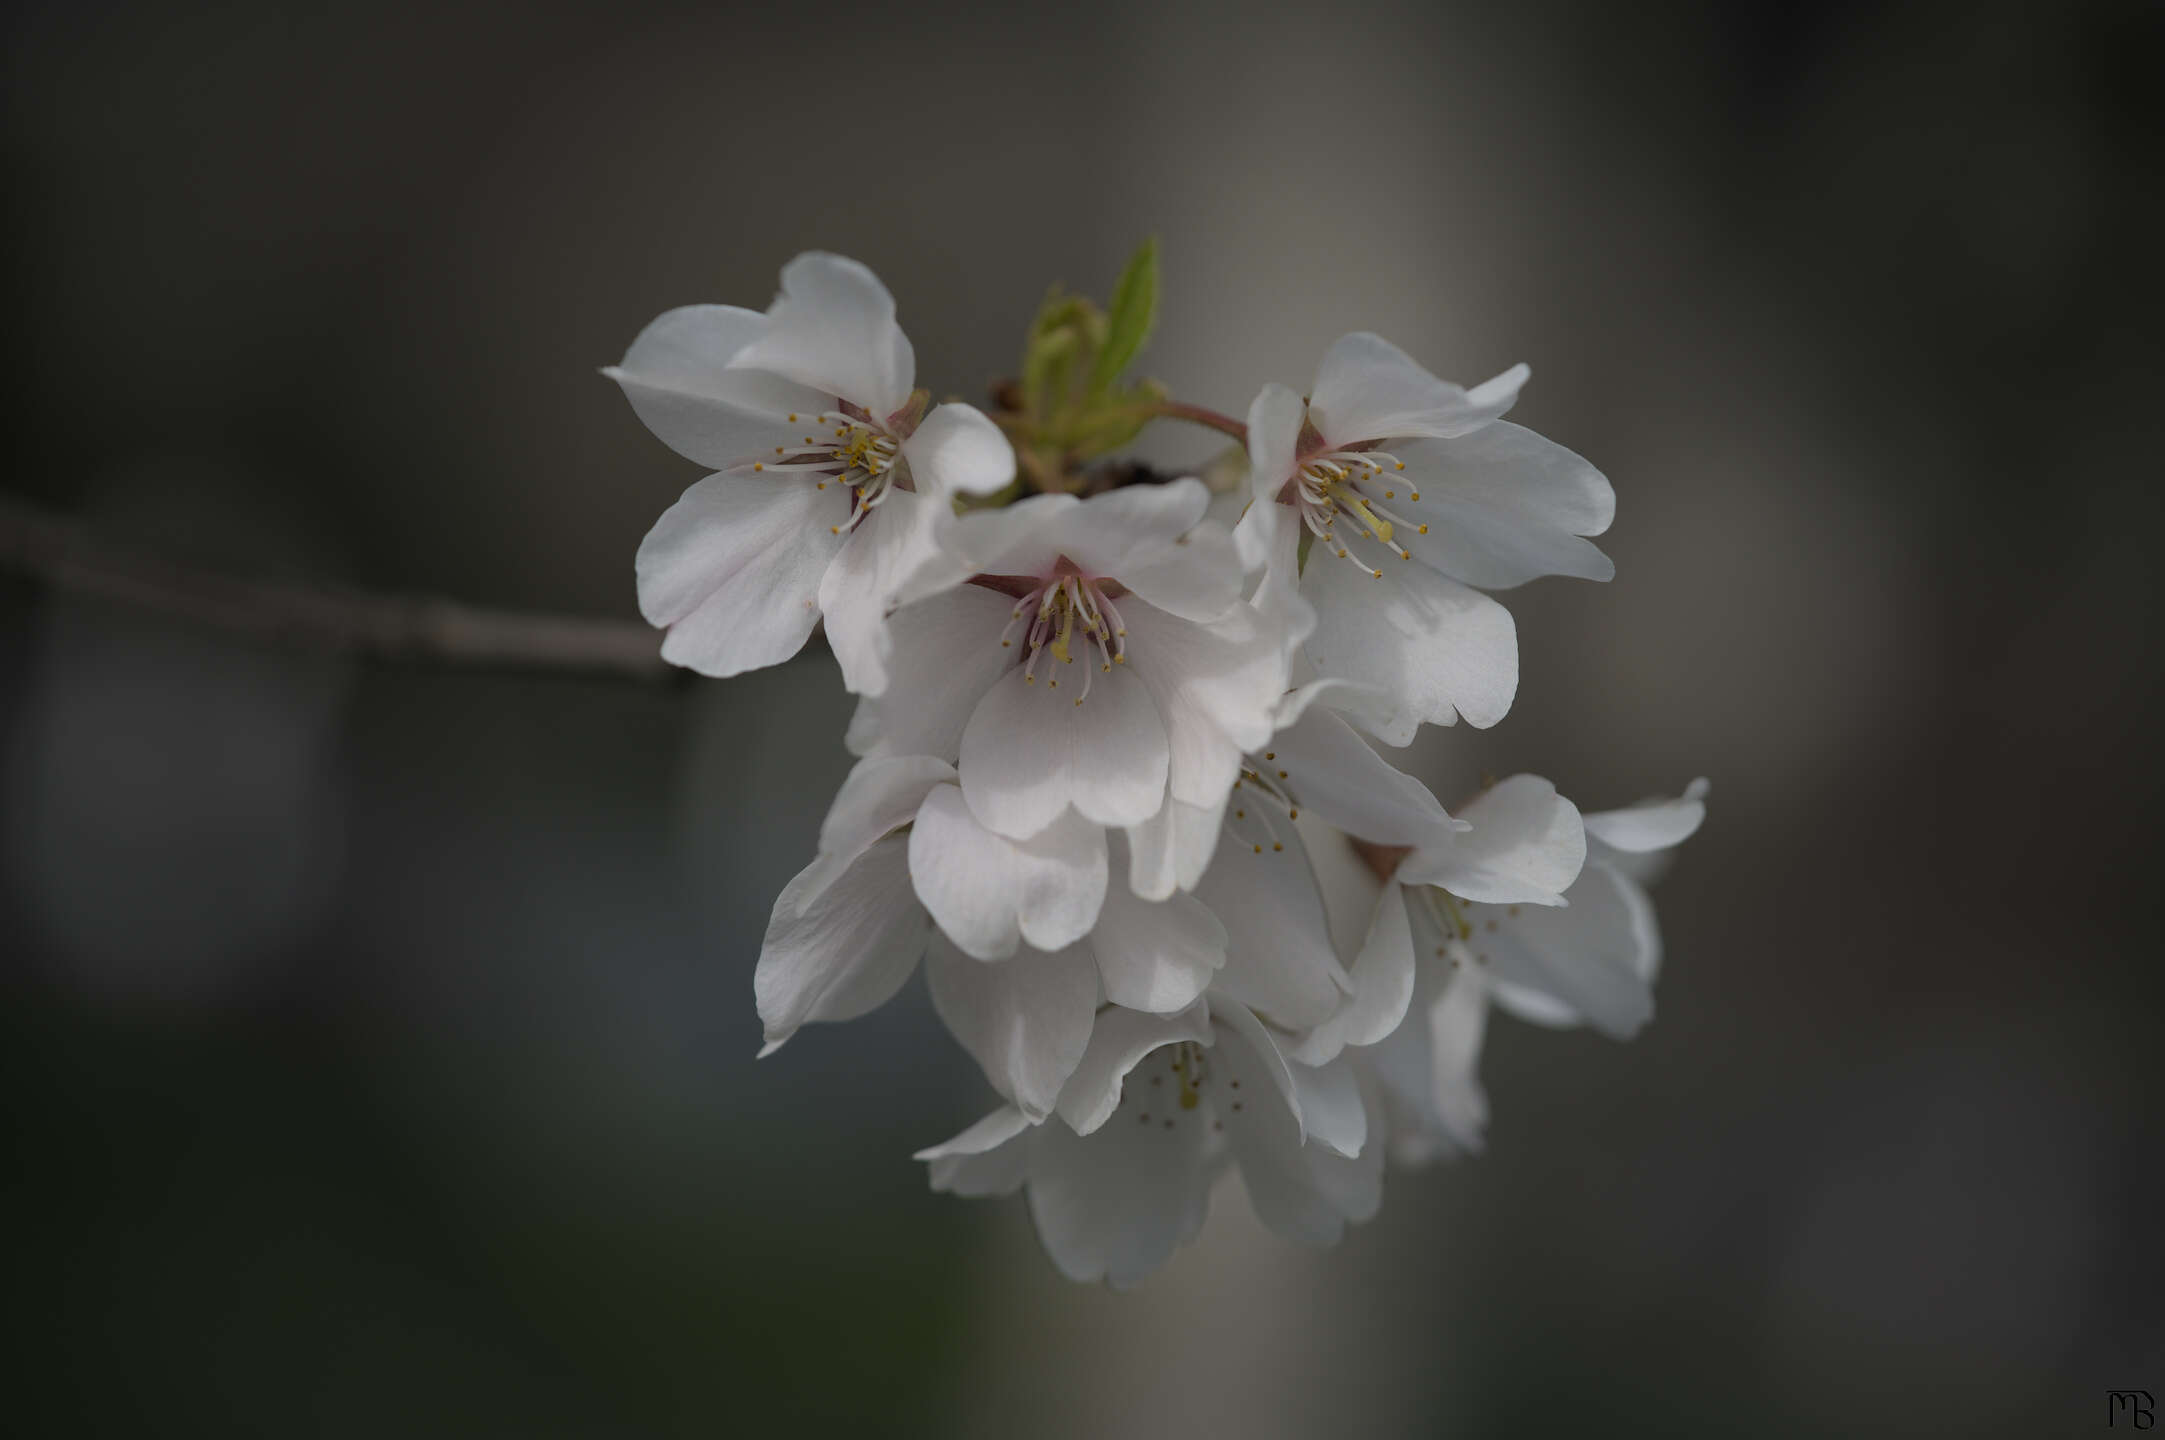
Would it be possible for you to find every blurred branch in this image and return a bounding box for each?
[0,493,671,680]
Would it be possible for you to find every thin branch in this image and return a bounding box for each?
[0,493,672,680]
[1138,400,1248,443]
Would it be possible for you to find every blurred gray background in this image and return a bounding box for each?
[3,1,2159,1435]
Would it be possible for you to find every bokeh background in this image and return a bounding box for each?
[4,1,2160,1434]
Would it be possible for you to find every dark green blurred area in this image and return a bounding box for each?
[4,0,2160,1435]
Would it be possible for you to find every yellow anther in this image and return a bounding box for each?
[1417,524,1429,534]
[753,462,764,471]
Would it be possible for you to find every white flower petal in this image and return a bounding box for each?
[907,785,1107,960]
[1123,794,1227,902]
[1111,519,1245,623]
[917,1105,1033,1197]
[1288,1053,1367,1159]
[727,252,915,418]
[818,491,947,697]
[1400,773,1585,905]
[1285,841,1417,1068]
[794,754,956,913]
[636,472,846,678]
[1394,423,1615,589]
[924,932,1099,1121]
[1479,859,1659,1039]
[900,402,1015,501]
[851,585,1017,761]
[1217,1020,1378,1244]
[1270,701,1460,847]
[1309,332,1526,444]
[755,835,926,1054]
[1088,843,1226,1013]
[958,662,1169,839]
[1302,555,1518,741]
[938,492,1080,578]
[1121,601,1286,809]
[1252,505,1317,660]
[1234,383,1305,571]
[1195,821,1350,1030]
[1053,1001,1213,1135]
[1026,1093,1215,1290]
[1049,477,1212,579]
[1420,963,1492,1158]
[605,305,829,468]
[1583,778,1710,855]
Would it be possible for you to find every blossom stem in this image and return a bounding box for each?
[1138,401,1248,442]
[0,494,674,680]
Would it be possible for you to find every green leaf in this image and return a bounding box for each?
[1022,325,1077,419]
[1087,237,1158,397]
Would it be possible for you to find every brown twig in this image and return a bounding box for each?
[0,493,672,680]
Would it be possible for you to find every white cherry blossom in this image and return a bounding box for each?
[757,756,1227,1121]
[1235,333,1616,744]
[1293,773,1586,1070]
[849,477,1286,843]
[1476,778,1709,1040]
[1351,780,1707,1165]
[608,253,1013,691]
[917,995,1380,1287]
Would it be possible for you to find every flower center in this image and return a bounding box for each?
[746,409,906,535]
[997,573,1127,706]
[1226,756,1299,855]
[1290,449,1428,578]
[1126,1040,1246,1135]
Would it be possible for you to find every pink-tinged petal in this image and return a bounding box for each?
[1309,332,1526,444]
[924,933,1099,1122]
[907,785,1108,960]
[1053,1001,1213,1135]
[727,252,915,418]
[1301,556,1518,742]
[605,305,830,468]
[635,472,847,678]
[959,662,1169,839]
[755,835,926,1054]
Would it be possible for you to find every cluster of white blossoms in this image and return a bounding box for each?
[608,246,1707,1287]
